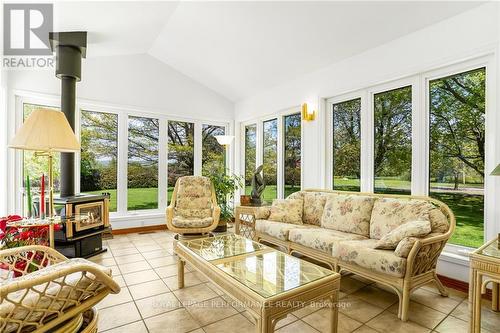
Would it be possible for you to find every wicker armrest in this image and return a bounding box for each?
[0,245,68,278]
[406,234,449,277]
[0,254,120,333]
[212,205,221,225]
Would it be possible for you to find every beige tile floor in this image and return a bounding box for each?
[91,230,500,333]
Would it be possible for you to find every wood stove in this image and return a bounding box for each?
[53,194,110,258]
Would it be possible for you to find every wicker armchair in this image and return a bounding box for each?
[0,245,120,333]
[166,176,220,237]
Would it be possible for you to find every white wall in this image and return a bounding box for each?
[234,2,500,282]
[7,53,234,120]
[2,53,234,224]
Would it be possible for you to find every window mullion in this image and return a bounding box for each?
[158,119,168,210]
[277,116,284,199]
[193,122,202,176]
[360,90,373,192]
[117,113,128,214]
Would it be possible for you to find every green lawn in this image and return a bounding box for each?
[89,178,484,248]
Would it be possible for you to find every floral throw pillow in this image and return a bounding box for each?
[321,195,376,237]
[370,198,432,240]
[375,220,431,250]
[268,199,303,225]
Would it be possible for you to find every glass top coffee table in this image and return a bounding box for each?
[175,234,340,332]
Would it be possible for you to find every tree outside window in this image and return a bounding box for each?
[374,86,412,194]
[263,119,278,200]
[128,116,159,210]
[284,113,301,197]
[244,124,256,195]
[429,68,485,248]
[333,98,361,191]
[80,110,118,211]
[167,121,194,203]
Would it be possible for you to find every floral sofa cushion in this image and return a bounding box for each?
[375,220,431,249]
[332,239,407,277]
[255,220,310,241]
[394,232,443,258]
[428,207,450,234]
[288,227,367,253]
[369,198,432,240]
[172,216,213,228]
[268,199,303,225]
[321,195,375,237]
[302,192,330,226]
[0,259,112,333]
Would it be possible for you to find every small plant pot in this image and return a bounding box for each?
[240,195,251,206]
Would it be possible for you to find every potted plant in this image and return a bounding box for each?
[208,171,244,232]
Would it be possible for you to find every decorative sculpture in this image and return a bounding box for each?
[251,165,266,205]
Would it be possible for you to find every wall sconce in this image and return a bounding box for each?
[301,103,316,121]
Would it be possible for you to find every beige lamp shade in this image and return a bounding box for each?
[491,163,500,176]
[9,108,80,152]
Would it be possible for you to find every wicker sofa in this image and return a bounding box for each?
[237,189,455,322]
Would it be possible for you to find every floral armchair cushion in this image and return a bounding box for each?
[369,198,432,240]
[172,216,214,228]
[174,176,213,219]
[268,199,303,225]
[375,220,431,249]
[321,195,376,237]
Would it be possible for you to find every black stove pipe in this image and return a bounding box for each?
[49,32,87,198]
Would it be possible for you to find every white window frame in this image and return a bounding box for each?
[240,105,303,200]
[325,55,495,255]
[11,91,231,220]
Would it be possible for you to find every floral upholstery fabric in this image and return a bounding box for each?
[286,191,304,201]
[302,192,330,226]
[254,206,272,219]
[428,207,450,234]
[173,176,213,222]
[268,199,303,225]
[289,227,367,253]
[255,220,310,241]
[1,258,113,333]
[332,239,407,277]
[369,198,432,240]
[394,232,442,258]
[172,216,214,228]
[321,195,375,237]
[375,220,431,249]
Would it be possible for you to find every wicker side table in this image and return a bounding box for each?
[234,204,270,240]
[469,237,500,333]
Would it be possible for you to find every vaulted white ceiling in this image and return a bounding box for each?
[53,1,482,102]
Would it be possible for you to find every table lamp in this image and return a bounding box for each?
[9,108,80,218]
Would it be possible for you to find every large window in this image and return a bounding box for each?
[332,99,361,191]
[429,68,485,248]
[374,86,412,194]
[22,104,61,214]
[80,111,118,212]
[167,121,194,202]
[202,124,225,176]
[127,116,159,210]
[284,113,301,197]
[244,124,257,195]
[263,119,278,201]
